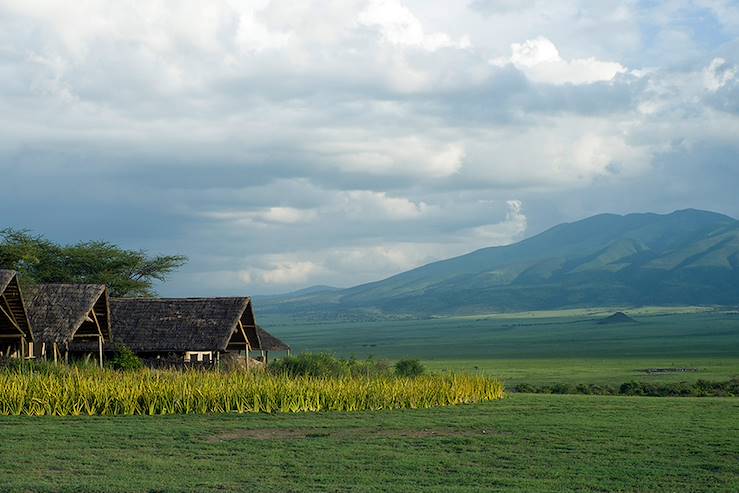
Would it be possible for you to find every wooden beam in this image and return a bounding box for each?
[1,294,19,325]
[237,320,251,369]
[0,303,22,335]
[90,308,104,339]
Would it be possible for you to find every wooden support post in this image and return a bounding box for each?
[265,351,269,365]
[98,335,103,369]
[20,337,25,359]
[64,342,69,364]
[53,343,58,364]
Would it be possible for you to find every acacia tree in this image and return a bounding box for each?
[0,228,187,297]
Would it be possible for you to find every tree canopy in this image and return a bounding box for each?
[0,228,187,297]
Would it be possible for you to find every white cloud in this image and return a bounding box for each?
[493,36,626,84]
[234,7,292,53]
[466,200,528,244]
[247,259,321,285]
[703,57,736,92]
[313,137,465,179]
[357,0,470,51]
[337,191,429,220]
[202,207,318,225]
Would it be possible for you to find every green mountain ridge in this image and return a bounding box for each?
[259,209,739,321]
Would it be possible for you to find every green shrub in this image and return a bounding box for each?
[268,353,391,378]
[394,359,425,378]
[109,345,144,371]
[513,379,737,397]
[269,353,346,377]
[345,356,391,378]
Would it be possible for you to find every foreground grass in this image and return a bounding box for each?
[0,394,736,492]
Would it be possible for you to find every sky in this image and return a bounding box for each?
[1,0,738,295]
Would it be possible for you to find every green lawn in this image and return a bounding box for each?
[0,394,737,492]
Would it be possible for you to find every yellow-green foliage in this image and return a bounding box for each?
[0,367,504,416]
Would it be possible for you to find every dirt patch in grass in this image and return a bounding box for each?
[206,427,499,443]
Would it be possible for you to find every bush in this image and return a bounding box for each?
[268,353,346,378]
[394,359,425,378]
[109,345,144,371]
[512,379,738,397]
[268,353,391,378]
[345,356,391,378]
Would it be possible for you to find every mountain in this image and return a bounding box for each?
[255,285,340,300]
[259,209,739,321]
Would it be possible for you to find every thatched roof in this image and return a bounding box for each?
[0,270,15,292]
[0,270,33,340]
[111,297,257,353]
[26,284,111,344]
[255,325,291,352]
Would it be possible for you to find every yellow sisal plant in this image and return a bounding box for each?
[0,367,504,416]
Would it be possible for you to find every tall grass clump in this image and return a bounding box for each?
[0,365,504,416]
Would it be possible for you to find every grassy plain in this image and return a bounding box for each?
[265,308,739,384]
[0,394,736,492]
[1,308,737,491]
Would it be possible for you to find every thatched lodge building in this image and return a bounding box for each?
[110,297,268,366]
[0,270,33,358]
[26,284,112,366]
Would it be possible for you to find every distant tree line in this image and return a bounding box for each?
[512,379,739,397]
[0,228,187,297]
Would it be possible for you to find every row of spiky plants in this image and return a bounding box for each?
[0,366,504,416]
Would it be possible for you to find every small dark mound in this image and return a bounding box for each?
[597,311,637,325]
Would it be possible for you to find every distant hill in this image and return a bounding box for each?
[255,285,340,301]
[597,312,638,325]
[259,209,739,321]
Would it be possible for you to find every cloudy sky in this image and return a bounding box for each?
[1,0,738,295]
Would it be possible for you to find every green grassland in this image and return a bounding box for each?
[425,357,739,386]
[0,394,736,492]
[265,308,739,360]
[1,308,737,492]
[265,308,739,385]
